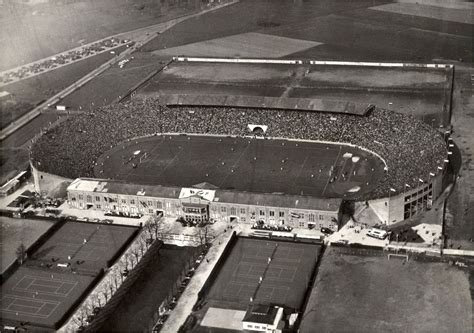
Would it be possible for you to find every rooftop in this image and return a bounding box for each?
[68,178,342,212]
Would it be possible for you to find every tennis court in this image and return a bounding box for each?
[0,267,94,329]
[206,237,321,310]
[32,221,137,273]
[0,221,137,329]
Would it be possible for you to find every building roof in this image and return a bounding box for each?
[214,190,341,212]
[68,178,181,199]
[242,304,280,325]
[68,178,341,212]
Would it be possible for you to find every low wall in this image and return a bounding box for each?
[173,56,453,69]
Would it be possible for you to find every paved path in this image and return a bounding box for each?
[160,224,249,333]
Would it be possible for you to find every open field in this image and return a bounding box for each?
[204,237,321,310]
[60,53,168,111]
[143,0,472,62]
[0,47,123,130]
[96,135,384,198]
[32,222,136,273]
[0,267,95,329]
[99,244,196,332]
[300,247,472,333]
[0,0,208,71]
[0,217,56,275]
[444,65,474,250]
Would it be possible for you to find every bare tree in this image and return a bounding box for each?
[16,243,27,265]
[145,214,165,240]
[197,224,215,247]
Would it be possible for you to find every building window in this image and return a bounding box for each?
[230,207,236,215]
[96,204,101,209]
[130,199,135,205]
[269,211,275,217]
[319,214,324,220]
[148,209,154,214]
[299,221,305,227]
[156,201,162,208]
[259,210,265,216]
[71,196,76,201]
[241,217,246,222]
[86,195,92,203]
[78,195,83,200]
[148,201,153,206]
[240,208,246,214]
[122,199,127,204]
[279,211,284,217]
[309,213,315,222]
[95,196,101,202]
[221,206,227,213]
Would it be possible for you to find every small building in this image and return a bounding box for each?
[66,178,342,230]
[242,304,284,332]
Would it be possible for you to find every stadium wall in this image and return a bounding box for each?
[369,170,444,225]
[31,163,73,196]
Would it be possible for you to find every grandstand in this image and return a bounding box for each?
[29,59,450,225]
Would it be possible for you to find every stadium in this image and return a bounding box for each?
[29,58,450,227]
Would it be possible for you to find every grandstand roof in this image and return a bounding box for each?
[158,94,373,115]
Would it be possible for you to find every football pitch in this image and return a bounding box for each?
[96,135,384,198]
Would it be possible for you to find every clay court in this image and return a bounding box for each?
[96,135,384,198]
[300,247,472,333]
[0,267,95,329]
[204,237,321,310]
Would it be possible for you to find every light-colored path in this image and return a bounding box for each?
[160,223,250,333]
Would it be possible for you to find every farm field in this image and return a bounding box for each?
[300,247,472,333]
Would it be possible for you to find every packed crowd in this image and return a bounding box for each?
[31,98,447,199]
[0,38,131,84]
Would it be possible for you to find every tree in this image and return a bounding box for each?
[197,224,215,247]
[145,214,165,240]
[16,243,27,265]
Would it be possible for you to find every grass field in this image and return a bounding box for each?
[60,52,167,111]
[0,267,95,329]
[0,0,207,71]
[32,222,136,273]
[300,247,472,333]
[99,244,196,332]
[96,135,384,198]
[205,237,321,310]
[0,217,56,275]
[0,47,123,130]
[143,0,472,62]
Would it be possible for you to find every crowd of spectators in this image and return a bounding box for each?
[31,98,447,200]
[0,38,131,84]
